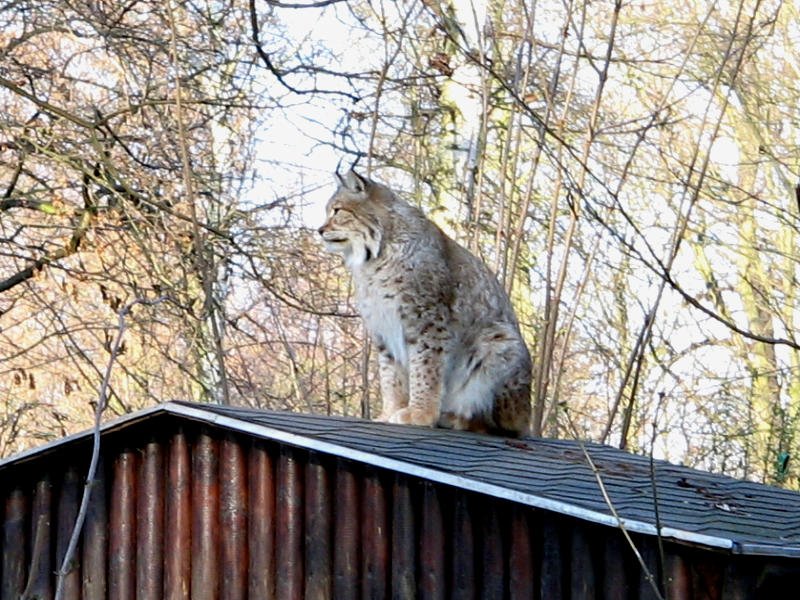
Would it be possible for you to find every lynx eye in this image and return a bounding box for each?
[332,207,341,215]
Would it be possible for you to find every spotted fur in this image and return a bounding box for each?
[319,169,531,436]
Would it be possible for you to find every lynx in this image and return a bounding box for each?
[318,169,532,436]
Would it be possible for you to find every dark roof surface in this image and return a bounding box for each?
[3,401,800,558]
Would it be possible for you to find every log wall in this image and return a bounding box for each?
[0,420,794,599]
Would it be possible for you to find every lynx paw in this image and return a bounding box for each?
[388,407,438,427]
[437,411,490,434]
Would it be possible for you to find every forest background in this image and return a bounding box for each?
[1,0,798,489]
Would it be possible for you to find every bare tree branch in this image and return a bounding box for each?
[266,0,346,7]
[54,297,168,600]
[248,0,360,101]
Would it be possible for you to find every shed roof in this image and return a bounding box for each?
[3,401,800,558]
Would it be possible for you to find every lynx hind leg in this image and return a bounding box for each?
[491,376,532,437]
[447,323,532,436]
[375,349,408,422]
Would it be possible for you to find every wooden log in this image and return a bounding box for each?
[191,432,220,600]
[109,451,137,600]
[601,531,630,600]
[720,558,755,600]
[333,459,360,600]
[637,537,664,600]
[451,494,475,600]
[165,431,191,600]
[248,443,276,600]
[664,551,691,600]
[82,457,108,600]
[391,475,415,599]
[276,447,304,600]
[137,440,165,600]
[420,482,445,600]
[220,436,248,600]
[2,487,27,600]
[570,526,596,599]
[361,467,389,600]
[690,554,723,600]
[508,505,534,600]
[23,475,54,600]
[539,518,564,599]
[480,503,505,599]
[305,453,332,600]
[56,466,82,600]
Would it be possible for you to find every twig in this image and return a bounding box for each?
[564,408,666,600]
[248,0,359,101]
[359,337,372,420]
[611,0,772,447]
[166,0,231,405]
[534,0,621,435]
[0,74,97,130]
[542,231,603,433]
[54,297,167,600]
[649,393,668,594]
[365,0,406,175]
[266,0,345,7]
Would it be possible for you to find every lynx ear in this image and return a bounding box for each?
[336,169,369,194]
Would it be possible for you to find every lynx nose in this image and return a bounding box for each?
[317,224,326,236]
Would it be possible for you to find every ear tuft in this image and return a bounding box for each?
[336,169,368,194]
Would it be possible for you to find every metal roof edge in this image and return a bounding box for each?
[161,402,736,553]
[0,403,169,470]
[658,527,735,552]
[736,543,800,558]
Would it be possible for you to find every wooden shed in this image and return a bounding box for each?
[1,401,799,599]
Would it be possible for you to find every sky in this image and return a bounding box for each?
[250,0,494,229]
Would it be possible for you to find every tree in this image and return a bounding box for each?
[1,0,798,489]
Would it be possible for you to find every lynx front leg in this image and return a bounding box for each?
[388,344,442,427]
[375,348,408,422]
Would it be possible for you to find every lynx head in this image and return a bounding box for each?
[318,169,390,269]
